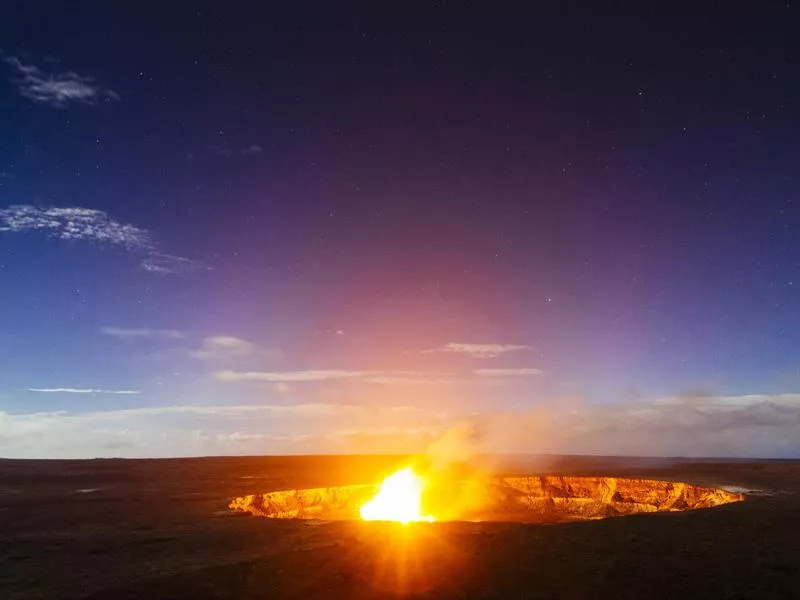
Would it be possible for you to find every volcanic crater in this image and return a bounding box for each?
[229,475,744,523]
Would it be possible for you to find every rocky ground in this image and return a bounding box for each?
[1,455,799,599]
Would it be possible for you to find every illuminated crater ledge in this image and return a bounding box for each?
[229,476,744,523]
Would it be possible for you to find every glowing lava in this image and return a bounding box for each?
[359,467,435,524]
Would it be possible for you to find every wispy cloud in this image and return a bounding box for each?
[215,368,537,386]
[473,368,544,377]
[209,144,263,157]
[215,370,371,383]
[274,382,292,396]
[422,342,529,359]
[25,388,141,395]
[101,327,185,341]
[0,205,151,249]
[4,56,119,108]
[360,371,462,385]
[0,205,205,275]
[212,364,544,391]
[84,403,359,418]
[363,374,456,385]
[190,336,279,361]
[141,252,208,275]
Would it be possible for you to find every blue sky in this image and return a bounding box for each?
[1,5,800,457]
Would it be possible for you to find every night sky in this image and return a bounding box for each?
[1,4,799,458]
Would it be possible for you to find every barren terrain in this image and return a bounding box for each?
[1,455,799,599]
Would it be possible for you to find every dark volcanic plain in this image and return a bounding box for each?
[1,456,798,599]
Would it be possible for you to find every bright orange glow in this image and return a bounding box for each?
[359,467,435,524]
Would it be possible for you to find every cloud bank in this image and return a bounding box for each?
[3,393,800,458]
[0,402,438,458]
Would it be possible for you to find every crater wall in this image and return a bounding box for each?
[229,476,744,522]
